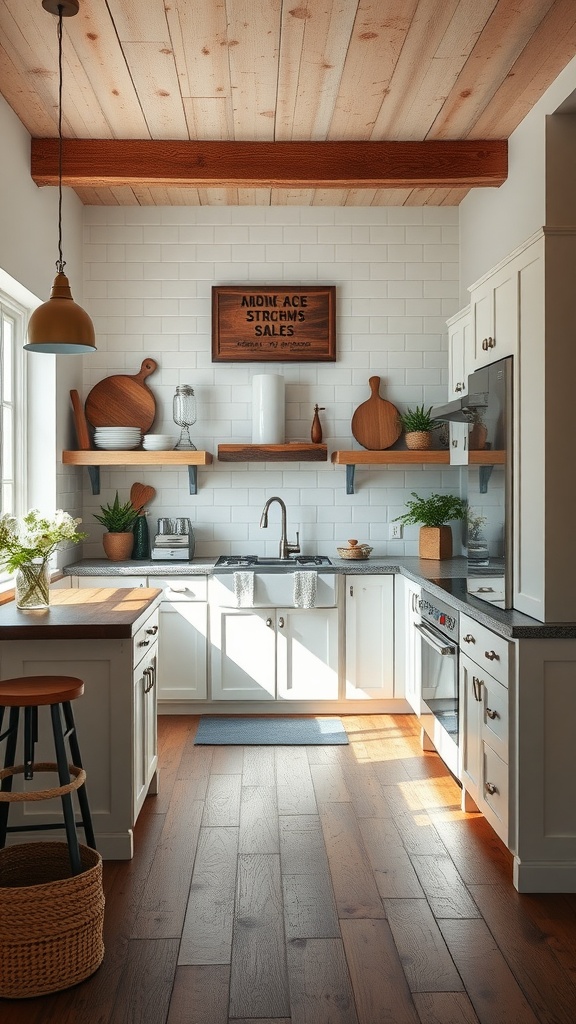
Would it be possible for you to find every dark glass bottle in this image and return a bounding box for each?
[132,513,150,560]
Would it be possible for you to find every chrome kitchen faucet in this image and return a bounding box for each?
[259,496,300,559]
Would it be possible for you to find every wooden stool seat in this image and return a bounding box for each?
[0,675,95,874]
[0,675,84,706]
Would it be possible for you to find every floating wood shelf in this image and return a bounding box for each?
[62,450,213,495]
[331,449,506,492]
[218,443,327,462]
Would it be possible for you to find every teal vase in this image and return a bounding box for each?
[132,514,150,560]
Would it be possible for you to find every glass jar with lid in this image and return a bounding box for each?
[173,384,197,450]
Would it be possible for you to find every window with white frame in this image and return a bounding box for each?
[0,291,25,521]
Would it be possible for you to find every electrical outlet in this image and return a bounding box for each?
[389,522,403,540]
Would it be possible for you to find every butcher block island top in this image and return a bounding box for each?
[0,587,162,640]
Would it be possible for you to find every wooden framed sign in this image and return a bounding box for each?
[212,285,336,362]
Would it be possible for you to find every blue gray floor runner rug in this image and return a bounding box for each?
[194,716,349,745]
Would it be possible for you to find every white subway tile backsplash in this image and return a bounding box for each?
[80,205,459,554]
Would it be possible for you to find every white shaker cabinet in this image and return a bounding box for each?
[155,577,208,703]
[209,605,339,702]
[345,575,394,699]
[393,576,422,713]
[469,258,518,370]
[446,306,472,466]
[459,613,513,846]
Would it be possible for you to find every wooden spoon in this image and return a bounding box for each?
[130,482,156,513]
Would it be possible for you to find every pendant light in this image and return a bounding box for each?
[25,0,96,353]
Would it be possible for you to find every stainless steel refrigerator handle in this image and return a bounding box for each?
[414,622,456,656]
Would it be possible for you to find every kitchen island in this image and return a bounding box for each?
[0,587,162,859]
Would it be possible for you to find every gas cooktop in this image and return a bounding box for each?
[214,554,332,567]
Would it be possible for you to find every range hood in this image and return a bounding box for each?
[431,371,490,423]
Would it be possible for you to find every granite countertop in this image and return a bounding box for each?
[61,557,576,640]
[0,586,162,640]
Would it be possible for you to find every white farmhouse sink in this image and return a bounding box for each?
[210,572,337,608]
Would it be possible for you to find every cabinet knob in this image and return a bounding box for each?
[146,625,158,636]
[452,439,458,447]
[462,634,475,644]
[482,338,488,350]
[455,383,462,393]
[488,336,495,348]
[266,617,273,627]
[485,782,497,795]
[278,616,285,628]
[484,650,499,661]
[138,638,151,647]
[486,707,499,720]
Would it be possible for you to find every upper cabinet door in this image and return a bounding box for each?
[470,261,518,370]
[447,306,471,398]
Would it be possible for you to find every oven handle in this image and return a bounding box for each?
[414,622,457,656]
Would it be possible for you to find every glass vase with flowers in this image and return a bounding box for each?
[0,510,86,609]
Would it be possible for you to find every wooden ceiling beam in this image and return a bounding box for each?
[30,139,507,190]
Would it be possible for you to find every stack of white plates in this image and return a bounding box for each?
[142,434,178,451]
[94,427,141,450]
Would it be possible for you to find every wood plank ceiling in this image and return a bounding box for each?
[1,0,576,207]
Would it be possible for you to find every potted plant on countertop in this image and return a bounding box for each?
[94,492,139,561]
[394,492,467,559]
[398,404,441,450]
[0,509,86,608]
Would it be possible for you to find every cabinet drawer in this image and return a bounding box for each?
[460,613,511,686]
[481,673,508,763]
[482,744,508,834]
[155,577,207,602]
[134,609,160,667]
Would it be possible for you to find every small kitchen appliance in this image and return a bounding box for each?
[151,517,194,560]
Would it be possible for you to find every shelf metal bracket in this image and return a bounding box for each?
[479,464,494,494]
[345,465,356,495]
[87,466,100,495]
[188,466,198,495]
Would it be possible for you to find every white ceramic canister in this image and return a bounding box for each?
[251,373,285,444]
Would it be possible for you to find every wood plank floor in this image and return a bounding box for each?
[4,713,576,1023]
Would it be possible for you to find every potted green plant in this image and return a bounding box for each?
[394,491,467,559]
[398,405,441,450]
[93,492,139,561]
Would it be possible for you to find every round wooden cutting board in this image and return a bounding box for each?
[351,376,401,450]
[85,358,158,430]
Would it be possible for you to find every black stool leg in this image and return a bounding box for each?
[50,703,82,875]
[0,706,20,848]
[24,705,37,781]
[62,700,96,850]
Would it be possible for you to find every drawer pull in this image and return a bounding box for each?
[486,707,499,720]
[484,650,499,661]
[472,676,483,701]
[462,634,475,644]
[138,639,151,647]
[485,782,498,795]
[278,616,285,629]
[146,625,159,636]
[266,617,273,627]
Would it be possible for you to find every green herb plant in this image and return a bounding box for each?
[394,492,467,528]
[94,492,139,533]
[398,405,441,433]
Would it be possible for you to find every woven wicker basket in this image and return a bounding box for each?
[0,841,104,999]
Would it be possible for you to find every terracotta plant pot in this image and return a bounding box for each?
[102,532,134,561]
[419,525,453,560]
[405,431,432,450]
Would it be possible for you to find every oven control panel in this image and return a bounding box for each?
[419,590,459,641]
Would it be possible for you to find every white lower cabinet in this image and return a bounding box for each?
[459,613,511,846]
[209,605,339,702]
[155,578,208,702]
[394,576,422,712]
[133,641,159,820]
[345,575,394,698]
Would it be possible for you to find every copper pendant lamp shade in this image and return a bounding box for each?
[25,0,96,353]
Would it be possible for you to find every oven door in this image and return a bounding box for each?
[415,620,459,775]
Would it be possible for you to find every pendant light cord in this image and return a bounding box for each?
[56,4,65,275]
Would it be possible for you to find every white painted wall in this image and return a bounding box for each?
[0,93,85,542]
[460,53,576,299]
[79,205,462,560]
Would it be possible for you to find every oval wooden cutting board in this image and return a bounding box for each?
[85,358,158,430]
[351,376,401,450]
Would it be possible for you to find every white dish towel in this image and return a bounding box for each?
[233,571,254,607]
[293,570,317,608]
